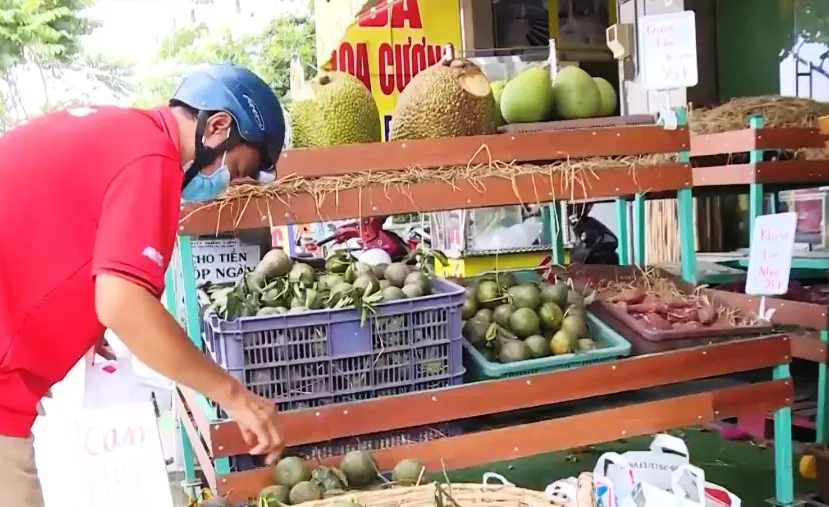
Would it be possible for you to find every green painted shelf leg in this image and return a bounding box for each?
[748,115,766,241]
[176,235,232,477]
[542,205,553,245]
[772,363,795,505]
[615,198,630,265]
[675,108,697,284]
[551,202,565,265]
[633,193,645,265]
[818,329,829,444]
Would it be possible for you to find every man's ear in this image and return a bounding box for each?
[205,112,234,135]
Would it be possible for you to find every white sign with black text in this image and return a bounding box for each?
[638,11,699,91]
[192,238,260,284]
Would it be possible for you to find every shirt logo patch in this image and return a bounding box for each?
[142,246,164,267]
[242,94,266,131]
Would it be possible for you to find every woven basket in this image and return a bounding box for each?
[297,483,554,507]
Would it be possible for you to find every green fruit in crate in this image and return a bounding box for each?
[372,263,388,279]
[567,289,585,307]
[246,271,267,292]
[538,302,564,331]
[392,458,426,485]
[384,262,410,288]
[475,308,493,323]
[379,279,393,290]
[320,273,344,290]
[561,314,589,339]
[540,282,568,308]
[491,80,506,126]
[499,65,555,124]
[340,450,378,487]
[381,286,407,302]
[463,316,490,346]
[257,307,285,317]
[273,456,312,488]
[289,480,323,504]
[404,271,431,295]
[593,77,618,116]
[507,284,541,310]
[258,485,290,507]
[353,274,380,295]
[550,329,576,355]
[496,271,517,288]
[289,263,316,284]
[256,249,293,279]
[312,465,349,492]
[578,338,598,351]
[479,345,496,361]
[475,279,502,309]
[508,308,541,338]
[402,283,424,298]
[492,303,515,328]
[552,66,601,119]
[524,335,550,358]
[498,338,533,363]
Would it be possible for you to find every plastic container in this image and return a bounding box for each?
[462,312,632,380]
[204,278,466,411]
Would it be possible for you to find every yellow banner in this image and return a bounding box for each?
[314,0,462,141]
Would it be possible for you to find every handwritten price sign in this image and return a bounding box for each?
[638,11,699,91]
[745,212,798,296]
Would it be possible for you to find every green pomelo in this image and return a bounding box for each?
[475,308,494,323]
[552,66,601,119]
[593,77,618,116]
[461,297,478,320]
[492,303,515,328]
[538,301,564,331]
[491,80,507,126]
[402,283,424,298]
[258,485,290,507]
[256,249,293,279]
[273,456,311,488]
[289,481,323,504]
[475,279,503,309]
[379,279,393,290]
[550,329,576,355]
[384,262,410,288]
[498,338,533,363]
[524,335,551,358]
[561,314,589,338]
[340,450,377,487]
[499,65,555,124]
[540,282,569,307]
[381,286,407,302]
[312,465,349,492]
[496,271,517,288]
[404,271,431,294]
[463,316,490,346]
[509,307,541,338]
[353,274,380,295]
[288,263,316,284]
[507,284,541,310]
[392,458,426,485]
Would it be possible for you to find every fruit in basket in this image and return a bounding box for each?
[496,271,517,289]
[463,316,490,346]
[550,329,576,355]
[371,263,388,279]
[475,279,503,309]
[246,271,268,292]
[289,480,323,504]
[340,450,377,487]
[498,337,533,363]
[392,458,426,485]
[256,249,293,279]
[594,77,618,116]
[274,457,312,488]
[538,302,564,331]
[257,307,285,317]
[552,66,600,119]
[499,65,555,124]
[524,334,550,358]
[319,274,344,290]
[353,274,380,295]
[475,308,493,323]
[381,286,407,302]
[384,262,410,288]
[404,271,431,295]
[461,297,478,320]
[345,262,374,284]
[492,303,515,328]
[312,465,349,493]
[258,485,291,506]
[578,338,598,351]
[389,58,496,141]
[508,283,541,310]
[288,263,316,284]
[560,314,588,339]
[402,283,424,298]
[509,307,541,338]
[289,71,381,148]
[540,282,569,308]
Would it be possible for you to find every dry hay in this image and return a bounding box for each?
[689,95,829,134]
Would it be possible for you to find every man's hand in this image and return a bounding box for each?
[95,337,116,361]
[222,389,283,465]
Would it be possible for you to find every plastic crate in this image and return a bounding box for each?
[462,312,632,380]
[204,278,466,411]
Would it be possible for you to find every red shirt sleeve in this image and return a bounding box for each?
[92,155,182,297]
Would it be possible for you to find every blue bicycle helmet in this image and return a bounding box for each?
[170,62,286,188]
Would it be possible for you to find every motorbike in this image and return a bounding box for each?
[568,203,620,265]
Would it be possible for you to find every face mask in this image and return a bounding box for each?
[181,131,232,202]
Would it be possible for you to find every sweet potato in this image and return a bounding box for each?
[667,308,698,323]
[671,321,704,330]
[697,305,717,325]
[641,312,672,330]
[628,302,669,314]
[613,301,628,312]
[665,298,693,309]
[609,287,647,305]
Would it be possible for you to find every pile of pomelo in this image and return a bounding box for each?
[491,65,617,125]
[459,273,599,363]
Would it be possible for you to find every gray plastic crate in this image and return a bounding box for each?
[204,278,466,411]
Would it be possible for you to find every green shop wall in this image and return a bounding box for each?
[716,0,794,100]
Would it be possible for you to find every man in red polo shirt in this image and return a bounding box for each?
[0,63,287,506]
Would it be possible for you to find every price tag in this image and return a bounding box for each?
[745,212,797,296]
[638,11,699,91]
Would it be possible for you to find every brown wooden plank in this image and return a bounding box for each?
[691,130,756,156]
[756,127,826,150]
[179,386,215,453]
[711,379,792,417]
[180,163,692,234]
[175,389,218,493]
[755,160,829,185]
[706,289,829,330]
[693,164,756,186]
[791,331,829,364]
[207,335,789,457]
[277,126,689,178]
[216,381,787,503]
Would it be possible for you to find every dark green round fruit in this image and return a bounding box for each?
[538,302,564,331]
[508,307,541,338]
[339,450,377,487]
[289,480,323,504]
[540,282,569,307]
[461,297,478,320]
[463,316,490,346]
[353,274,380,295]
[392,458,426,485]
[288,263,316,284]
[258,485,290,507]
[404,272,431,294]
[475,280,502,309]
[256,249,293,278]
[524,335,550,358]
[384,262,410,288]
[508,283,542,310]
[492,303,515,328]
[273,456,311,488]
[561,314,589,338]
[402,283,424,298]
[475,308,494,323]
[381,286,407,302]
[498,338,533,363]
[495,271,517,288]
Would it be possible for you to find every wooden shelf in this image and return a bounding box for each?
[693,160,829,187]
[690,127,825,156]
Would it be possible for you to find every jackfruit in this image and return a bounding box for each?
[289,71,381,148]
[389,59,497,141]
